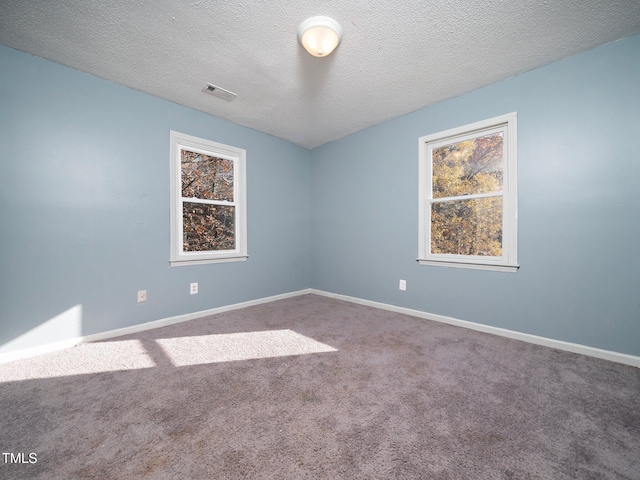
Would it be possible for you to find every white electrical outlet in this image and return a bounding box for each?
[190,282,198,295]
[399,279,407,291]
[137,290,147,303]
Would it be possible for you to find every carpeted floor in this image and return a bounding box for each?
[1,294,639,479]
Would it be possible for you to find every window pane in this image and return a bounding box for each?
[183,202,235,252]
[432,133,503,199]
[181,150,234,201]
[431,196,502,256]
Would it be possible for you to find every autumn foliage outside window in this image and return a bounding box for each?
[418,113,518,272]
[170,132,247,266]
[181,151,236,252]
[431,133,504,257]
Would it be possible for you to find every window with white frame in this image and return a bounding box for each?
[418,112,518,272]
[170,131,247,266]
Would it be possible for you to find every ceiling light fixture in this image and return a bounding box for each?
[298,16,342,57]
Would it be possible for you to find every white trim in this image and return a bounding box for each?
[181,197,235,206]
[0,289,310,364]
[430,191,502,203]
[309,289,640,368]
[417,259,518,272]
[0,338,86,365]
[420,113,516,144]
[83,289,310,342]
[3,288,637,369]
[169,131,248,266]
[418,112,518,272]
[170,255,248,267]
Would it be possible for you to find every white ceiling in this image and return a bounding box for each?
[1,1,640,149]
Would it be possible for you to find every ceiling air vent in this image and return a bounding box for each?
[202,83,237,101]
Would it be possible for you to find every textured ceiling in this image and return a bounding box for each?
[1,1,640,149]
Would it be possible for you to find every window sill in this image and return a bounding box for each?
[170,255,248,267]
[417,259,519,273]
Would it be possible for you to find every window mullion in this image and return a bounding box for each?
[181,197,236,207]
[430,191,503,204]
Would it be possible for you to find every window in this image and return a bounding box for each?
[170,131,247,266]
[418,113,518,272]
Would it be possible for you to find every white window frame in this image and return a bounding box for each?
[170,131,247,266]
[418,112,518,272]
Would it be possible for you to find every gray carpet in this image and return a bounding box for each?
[1,294,639,479]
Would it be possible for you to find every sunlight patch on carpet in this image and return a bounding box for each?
[0,330,337,382]
[155,329,337,366]
[0,340,157,382]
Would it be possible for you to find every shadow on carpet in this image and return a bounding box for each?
[1,294,639,479]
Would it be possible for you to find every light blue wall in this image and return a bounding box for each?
[0,45,311,353]
[310,34,640,356]
[2,34,639,358]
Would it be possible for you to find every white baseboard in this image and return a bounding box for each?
[0,289,311,364]
[83,289,311,343]
[0,338,86,365]
[310,289,640,368]
[3,287,638,369]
